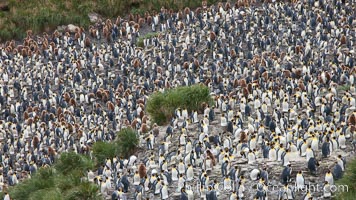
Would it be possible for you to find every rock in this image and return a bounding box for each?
[88,13,100,23]
[66,24,80,33]
[235,159,248,164]
[57,25,67,33]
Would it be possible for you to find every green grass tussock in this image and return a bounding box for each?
[337,85,351,92]
[116,128,140,157]
[92,128,139,165]
[334,158,356,200]
[1,152,101,200]
[146,84,213,125]
[92,141,119,166]
[136,32,160,48]
[0,129,138,199]
[55,152,95,176]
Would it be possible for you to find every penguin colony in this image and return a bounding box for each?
[0,0,355,199]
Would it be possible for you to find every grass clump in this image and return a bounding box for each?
[337,85,351,92]
[131,7,145,16]
[92,141,119,166]
[146,84,213,125]
[136,32,160,48]
[92,128,139,165]
[2,152,101,200]
[334,158,356,200]
[116,128,139,157]
[54,152,95,176]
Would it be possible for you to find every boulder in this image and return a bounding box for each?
[66,24,80,33]
[57,25,66,32]
[88,13,100,23]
